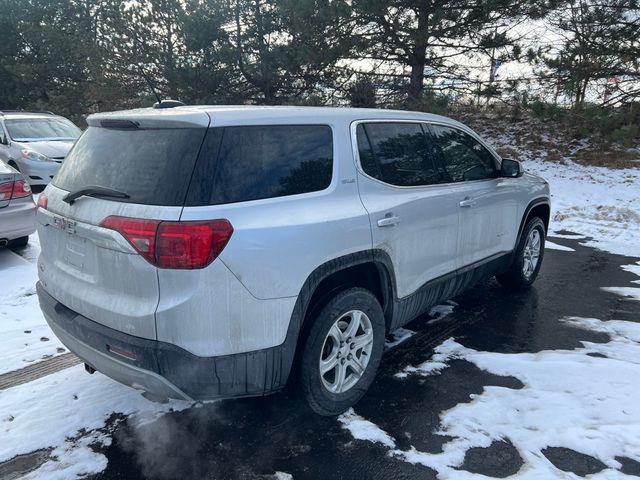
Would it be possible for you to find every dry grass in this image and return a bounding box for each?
[462,111,639,169]
[573,149,640,169]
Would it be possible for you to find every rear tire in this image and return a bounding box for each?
[300,287,385,416]
[9,236,29,249]
[497,217,545,290]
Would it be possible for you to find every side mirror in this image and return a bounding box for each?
[501,158,521,178]
[0,135,7,146]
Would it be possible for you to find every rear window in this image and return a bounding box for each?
[53,126,207,206]
[186,125,333,206]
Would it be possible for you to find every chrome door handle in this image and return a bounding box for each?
[377,215,401,227]
[459,197,476,208]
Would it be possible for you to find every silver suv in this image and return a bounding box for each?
[0,111,82,187]
[36,106,550,415]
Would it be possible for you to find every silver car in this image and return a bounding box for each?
[0,162,36,248]
[0,111,82,187]
[36,105,550,415]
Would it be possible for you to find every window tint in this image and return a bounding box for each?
[186,125,333,206]
[431,125,497,182]
[357,123,440,187]
[356,124,382,181]
[53,126,206,206]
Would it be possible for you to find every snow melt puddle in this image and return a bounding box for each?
[0,365,192,479]
[340,316,640,478]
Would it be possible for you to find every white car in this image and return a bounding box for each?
[36,105,550,415]
[0,111,82,187]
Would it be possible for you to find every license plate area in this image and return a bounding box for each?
[52,215,77,234]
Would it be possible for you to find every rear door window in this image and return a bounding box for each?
[186,125,333,205]
[53,126,207,206]
[356,122,441,187]
[430,125,497,182]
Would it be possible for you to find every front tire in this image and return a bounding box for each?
[497,217,545,290]
[300,288,385,416]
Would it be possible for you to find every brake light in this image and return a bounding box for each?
[100,216,233,269]
[0,179,32,201]
[12,179,31,199]
[37,193,48,210]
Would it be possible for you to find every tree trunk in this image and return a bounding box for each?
[408,44,427,101]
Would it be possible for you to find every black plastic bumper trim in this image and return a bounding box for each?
[37,282,288,400]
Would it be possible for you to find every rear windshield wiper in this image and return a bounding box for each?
[62,186,130,205]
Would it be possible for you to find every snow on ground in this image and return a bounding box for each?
[427,301,457,325]
[338,409,396,448]
[0,236,66,375]
[545,240,575,252]
[0,364,192,479]
[385,327,415,349]
[602,287,640,301]
[527,157,640,257]
[483,128,640,258]
[340,316,640,478]
[602,261,640,301]
[394,338,461,380]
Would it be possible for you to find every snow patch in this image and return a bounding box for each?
[545,240,575,252]
[394,338,461,379]
[385,327,415,349]
[0,242,65,374]
[522,158,640,257]
[427,301,457,325]
[347,316,640,478]
[274,472,294,480]
[622,263,640,285]
[338,408,396,448]
[0,365,192,477]
[602,287,640,301]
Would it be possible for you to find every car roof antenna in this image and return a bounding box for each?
[138,66,162,105]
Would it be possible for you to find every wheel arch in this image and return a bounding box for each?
[517,198,550,244]
[280,250,397,384]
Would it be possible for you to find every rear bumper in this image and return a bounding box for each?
[37,282,291,401]
[0,198,36,240]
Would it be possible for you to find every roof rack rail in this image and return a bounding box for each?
[0,110,55,116]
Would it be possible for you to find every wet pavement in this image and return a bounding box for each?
[82,235,639,479]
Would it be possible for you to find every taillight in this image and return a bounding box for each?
[37,193,48,210]
[0,181,12,201]
[100,216,233,269]
[0,179,32,201]
[100,217,160,264]
[12,179,31,199]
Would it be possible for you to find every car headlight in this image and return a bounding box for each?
[21,149,52,162]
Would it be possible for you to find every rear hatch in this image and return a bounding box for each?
[36,108,210,339]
